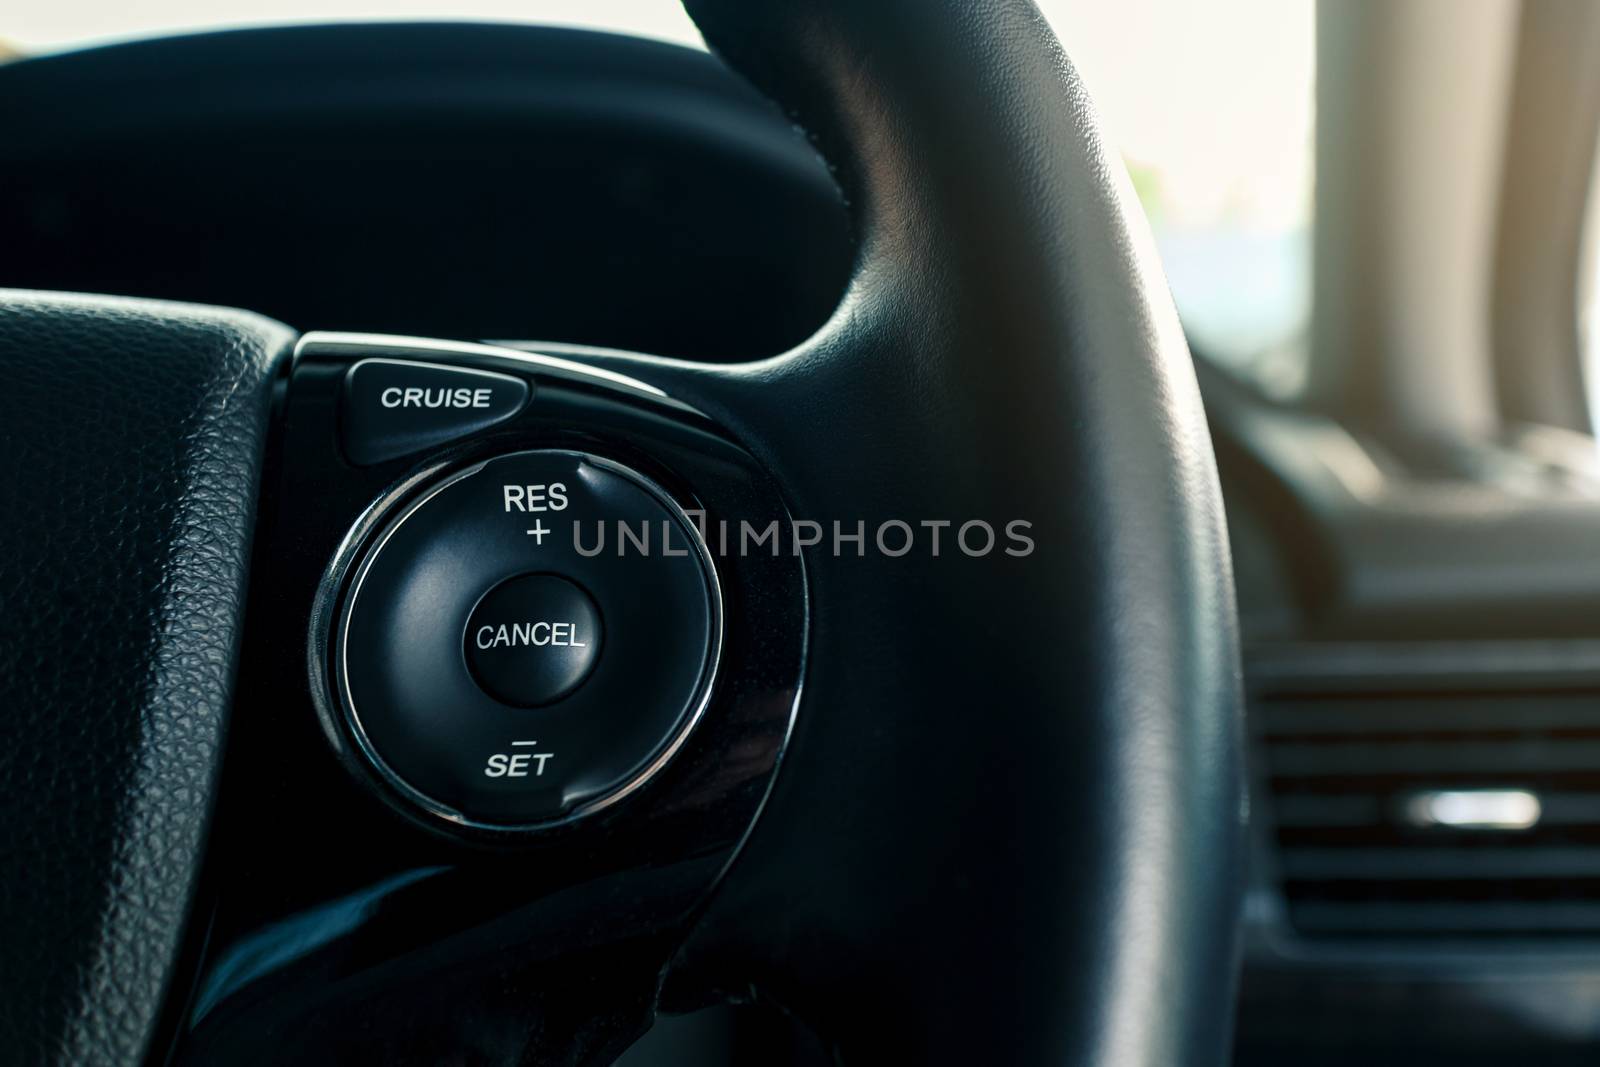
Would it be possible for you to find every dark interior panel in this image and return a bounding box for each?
[0,23,854,360]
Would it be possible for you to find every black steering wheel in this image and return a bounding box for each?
[0,1,1244,1064]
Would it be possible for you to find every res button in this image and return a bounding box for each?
[464,574,603,707]
[341,358,529,465]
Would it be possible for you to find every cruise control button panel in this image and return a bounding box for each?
[332,450,719,828]
[341,358,529,465]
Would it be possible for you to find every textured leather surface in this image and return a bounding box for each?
[0,291,292,1066]
[554,0,1247,1062]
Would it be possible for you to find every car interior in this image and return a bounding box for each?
[4,0,1600,1064]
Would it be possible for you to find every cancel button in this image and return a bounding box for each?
[464,574,603,707]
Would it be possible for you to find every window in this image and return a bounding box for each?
[1038,0,1315,394]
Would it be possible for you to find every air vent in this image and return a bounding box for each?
[1257,681,1600,939]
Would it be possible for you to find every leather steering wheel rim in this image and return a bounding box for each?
[0,3,1244,1064]
[620,1,1247,1060]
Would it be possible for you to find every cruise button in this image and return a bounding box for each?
[341,358,529,465]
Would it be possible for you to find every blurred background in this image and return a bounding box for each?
[21,0,1595,428]
[7,0,1314,385]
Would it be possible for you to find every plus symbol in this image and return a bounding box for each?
[526,519,550,545]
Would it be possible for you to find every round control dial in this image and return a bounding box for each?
[331,450,720,829]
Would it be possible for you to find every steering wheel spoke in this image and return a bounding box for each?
[0,290,292,1066]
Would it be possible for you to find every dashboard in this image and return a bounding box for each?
[0,23,851,361]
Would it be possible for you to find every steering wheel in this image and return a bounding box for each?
[0,1,1244,1064]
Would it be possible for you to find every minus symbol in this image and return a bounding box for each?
[511,740,538,747]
